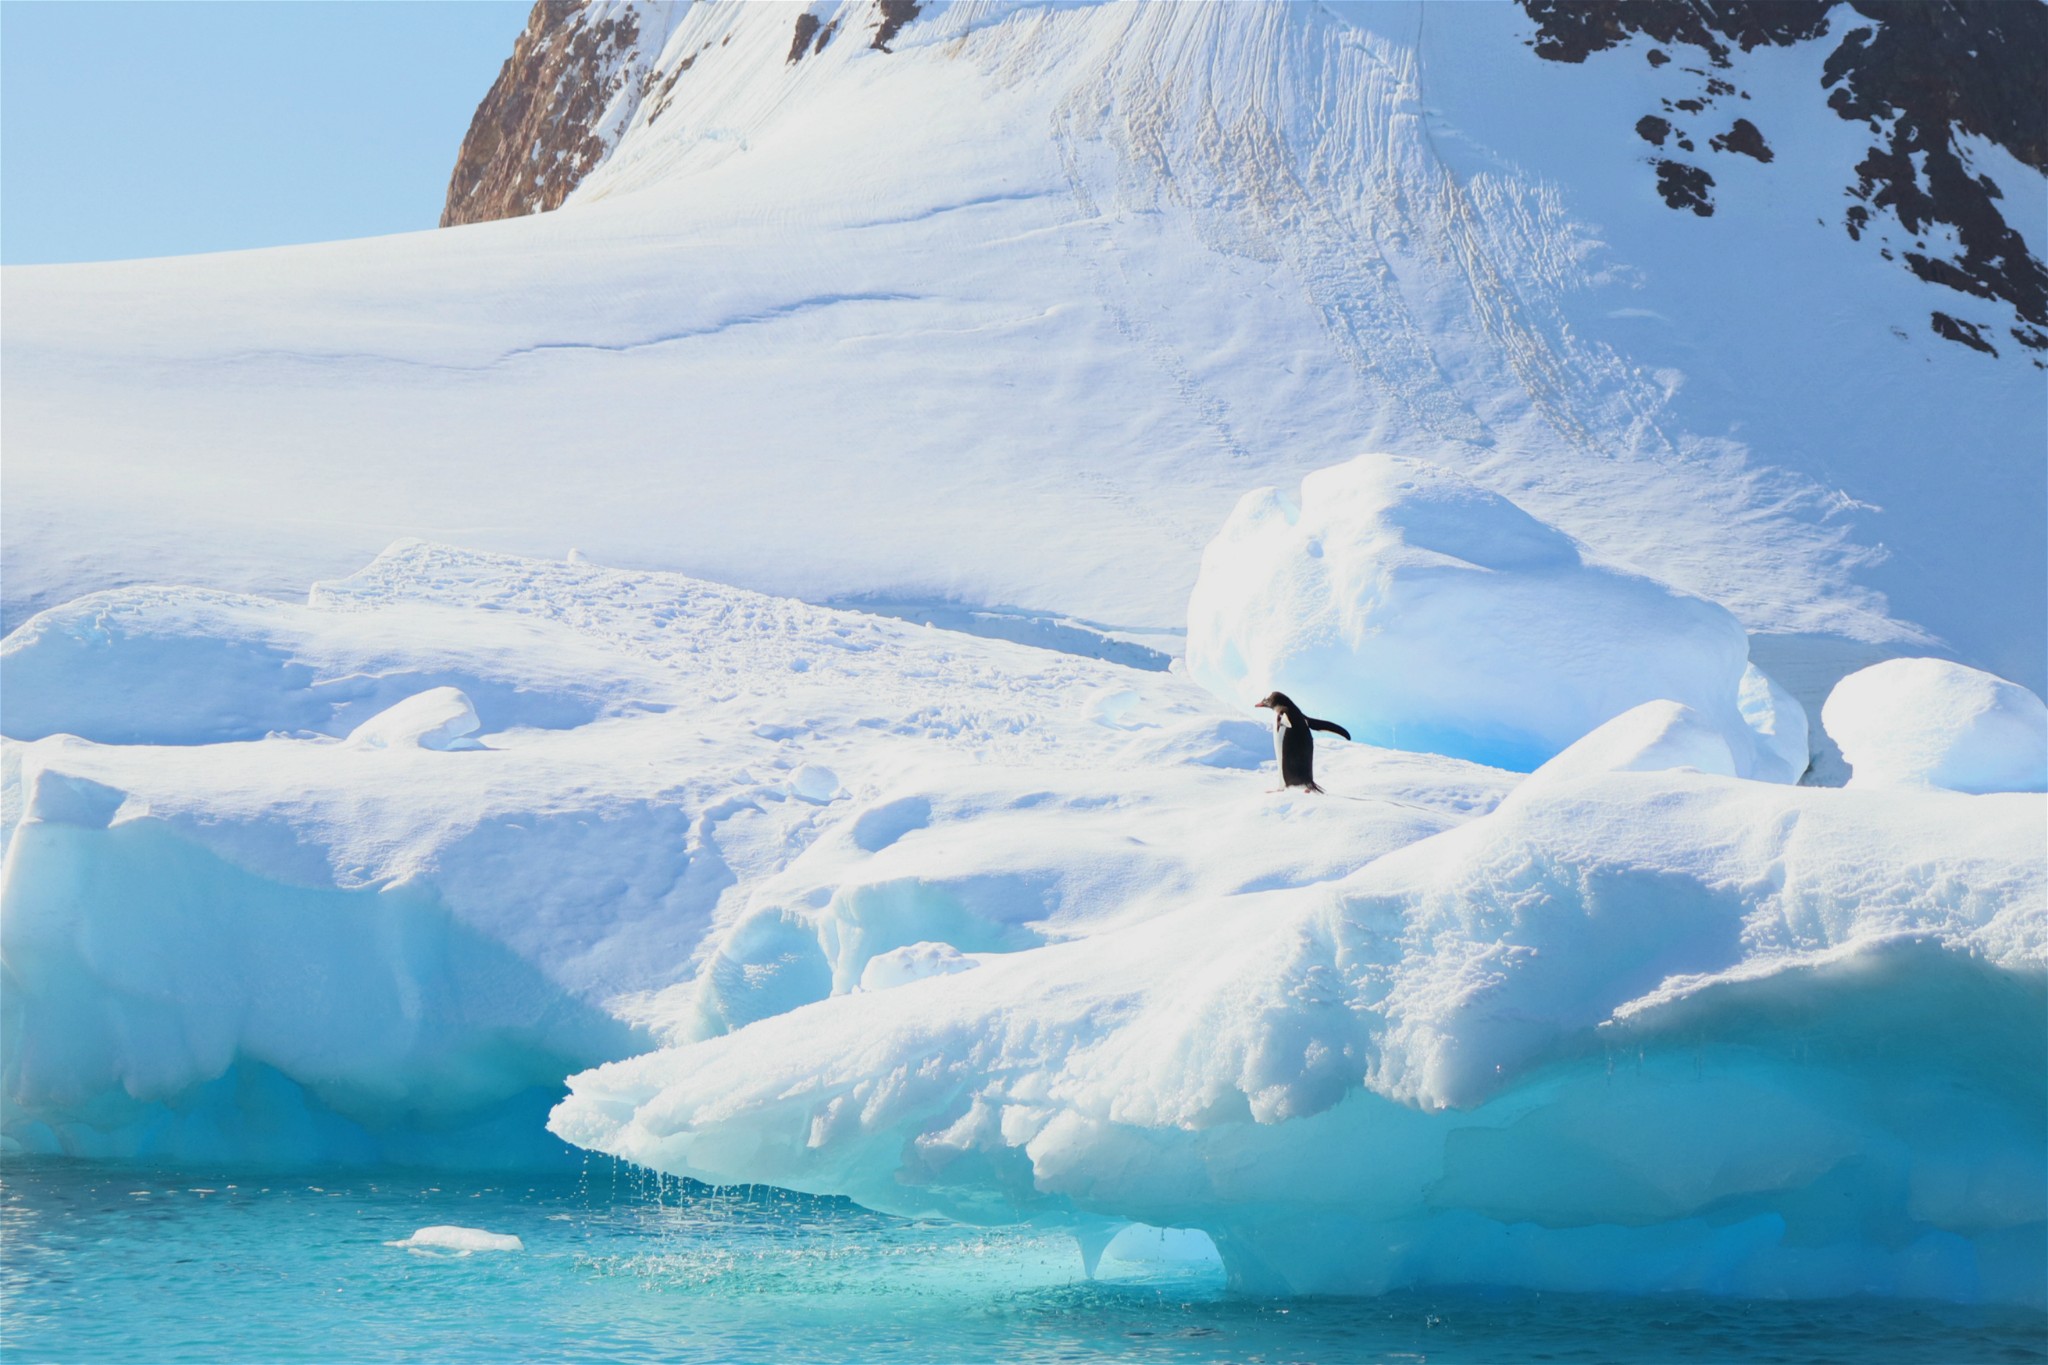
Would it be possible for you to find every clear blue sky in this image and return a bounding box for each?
[1,0,531,264]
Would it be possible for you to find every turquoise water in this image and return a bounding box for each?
[4,1158,2043,1364]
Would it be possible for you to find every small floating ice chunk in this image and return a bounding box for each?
[345,687,480,752]
[859,941,979,992]
[386,1225,524,1254]
[1823,658,2048,793]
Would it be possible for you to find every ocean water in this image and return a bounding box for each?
[4,1157,2043,1364]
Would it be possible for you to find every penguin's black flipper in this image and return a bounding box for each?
[1306,717,1351,741]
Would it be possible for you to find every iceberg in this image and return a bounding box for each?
[4,542,2041,1306]
[551,708,2047,1305]
[1184,456,1788,777]
[0,542,1504,1164]
[0,0,2040,1323]
[386,1226,524,1255]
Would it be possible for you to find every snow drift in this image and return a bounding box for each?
[1823,658,2048,794]
[1185,455,1782,775]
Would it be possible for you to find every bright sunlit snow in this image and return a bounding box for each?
[2,0,2042,1324]
[1184,454,1771,774]
[1823,657,2048,794]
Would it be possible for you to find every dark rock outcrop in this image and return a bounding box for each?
[789,13,822,63]
[1521,0,1834,69]
[445,1,927,227]
[1520,0,2048,356]
[872,1,921,52]
[1824,5,2048,351]
[1654,160,1716,216]
[441,1,647,228]
[1931,310,1998,356]
[1710,117,1774,162]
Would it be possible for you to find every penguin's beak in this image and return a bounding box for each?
[1254,698,1272,709]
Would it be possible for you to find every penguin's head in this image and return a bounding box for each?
[1254,691,1295,713]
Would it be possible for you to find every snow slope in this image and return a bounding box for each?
[5,0,2042,699]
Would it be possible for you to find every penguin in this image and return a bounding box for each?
[1255,691,1351,793]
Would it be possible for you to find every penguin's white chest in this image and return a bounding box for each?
[1272,713,1290,768]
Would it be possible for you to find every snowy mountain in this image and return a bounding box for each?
[3,0,2044,1307]
[458,0,2048,361]
[5,0,2043,692]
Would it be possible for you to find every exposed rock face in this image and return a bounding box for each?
[871,0,920,52]
[1521,0,2048,358]
[1654,159,1716,216]
[1710,117,1773,163]
[441,1,655,228]
[443,1,931,227]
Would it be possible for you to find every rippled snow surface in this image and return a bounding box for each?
[4,1159,2041,1364]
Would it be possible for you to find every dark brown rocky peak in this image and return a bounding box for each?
[441,0,648,228]
[443,1,928,227]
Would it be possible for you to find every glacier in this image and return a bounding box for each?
[5,1,2043,699]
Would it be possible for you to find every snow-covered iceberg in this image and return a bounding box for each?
[4,541,2042,1306]
[1823,657,2048,794]
[554,712,2047,1303]
[1185,455,1792,776]
[0,542,1503,1163]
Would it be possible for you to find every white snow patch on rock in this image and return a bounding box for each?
[1823,658,2048,793]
